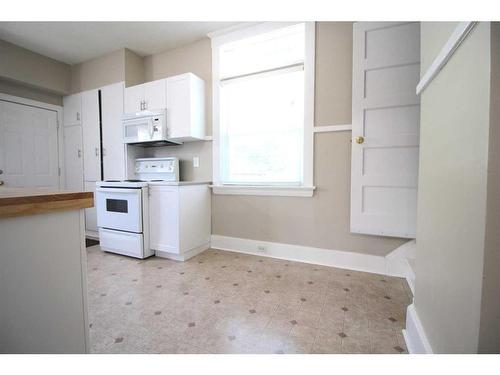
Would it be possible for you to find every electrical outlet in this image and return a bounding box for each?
[193,156,200,168]
[257,245,267,252]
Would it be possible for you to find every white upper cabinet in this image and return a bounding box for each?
[143,79,167,111]
[101,82,126,180]
[124,78,166,114]
[81,89,101,181]
[166,73,205,141]
[63,94,82,126]
[123,84,144,113]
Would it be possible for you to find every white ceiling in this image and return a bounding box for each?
[0,22,239,65]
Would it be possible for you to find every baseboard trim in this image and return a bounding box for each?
[210,235,388,275]
[385,239,416,294]
[85,230,99,240]
[403,304,433,354]
[155,242,210,261]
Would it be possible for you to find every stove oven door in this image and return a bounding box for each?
[96,187,143,233]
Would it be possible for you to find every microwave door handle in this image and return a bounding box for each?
[149,120,154,139]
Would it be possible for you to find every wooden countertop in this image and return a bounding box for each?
[0,187,94,218]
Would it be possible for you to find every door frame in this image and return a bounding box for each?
[0,93,64,188]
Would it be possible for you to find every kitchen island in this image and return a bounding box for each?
[0,187,93,353]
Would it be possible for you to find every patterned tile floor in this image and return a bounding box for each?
[86,246,412,354]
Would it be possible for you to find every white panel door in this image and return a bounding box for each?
[0,100,59,188]
[63,94,81,127]
[63,125,84,190]
[143,79,167,111]
[101,82,126,180]
[149,186,179,253]
[81,90,101,181]
[124,84,144,114]
[351,22,420,238]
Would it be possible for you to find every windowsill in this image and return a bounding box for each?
[210,185,316,197]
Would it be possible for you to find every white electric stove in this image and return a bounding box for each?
[95,157,179,258]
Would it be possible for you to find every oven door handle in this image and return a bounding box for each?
[96,187,143,194]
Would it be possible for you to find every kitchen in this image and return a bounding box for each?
[69,74,211,261]
[1,8,499,365]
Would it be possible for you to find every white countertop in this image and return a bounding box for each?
[147,181,212,186]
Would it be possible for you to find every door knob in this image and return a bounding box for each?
[0,169,3,175]
[355,136,365,144]
[0,181,4,186]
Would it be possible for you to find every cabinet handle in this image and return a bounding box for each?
[77,149,82,158]
[95,147,99,157]
[143,100,147,110]
[76,112,80,121]
[102,148,106,157]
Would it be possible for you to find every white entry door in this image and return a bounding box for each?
[0,100,60,188]
[351,22,420,238]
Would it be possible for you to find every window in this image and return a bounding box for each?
[210,22,315,197]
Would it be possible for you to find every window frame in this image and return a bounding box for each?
[209,22,316,197]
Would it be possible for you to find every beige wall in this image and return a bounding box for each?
[478,22,500,353]
[0,78,62,106]
[414,22,491,353]
[124,49,145,87]
[144,38,212,135]
[212,22,405,255]
[315,22,353,126]
[144,22,406,256]
[0,39,70,95]
[70,49,125,93]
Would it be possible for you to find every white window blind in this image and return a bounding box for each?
[218,23,307,185]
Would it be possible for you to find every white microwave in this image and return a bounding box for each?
[122,110,181,146]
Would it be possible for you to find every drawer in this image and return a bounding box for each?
[99,228,144,258]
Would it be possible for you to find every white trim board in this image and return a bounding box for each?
[211,235,402,275]
[416,22,477,95]
[385,239,416,294]
[210,185,315,197]
[313,124,352,133]
[403,304,434,354]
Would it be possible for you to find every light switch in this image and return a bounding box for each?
[193,156,200,168]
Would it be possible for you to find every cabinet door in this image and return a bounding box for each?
[166,75,190,139]
[81,90,101,181]
[101,82,126,180]
[166,73,205,141]
[84,181,98,234]
[63,94,82,126]
[124,84,144,114]
[144,79,167,111]
[149,186,179,253]
[63,126,84,190]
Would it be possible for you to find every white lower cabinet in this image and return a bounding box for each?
[149,183,211,261]
[149,186,179,253]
